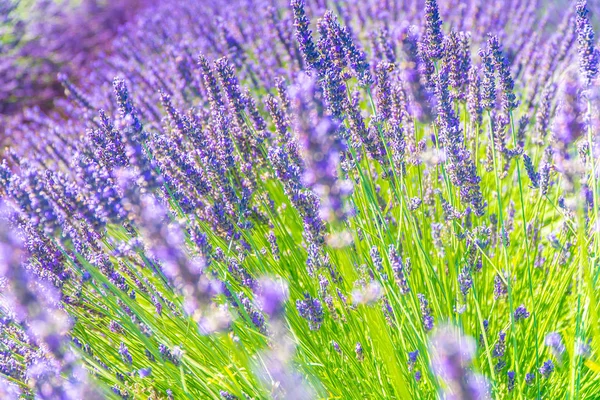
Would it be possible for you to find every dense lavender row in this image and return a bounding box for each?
[0,0,154,120]
[0,0,599,398]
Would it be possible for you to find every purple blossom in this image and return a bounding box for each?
[467,66,483,126]
[493,331,506,358]
[291,0,321,71]
[494,274,507,299]
[545,332,566,360]
[119,342,132,365]
[158,344,181,366]
[296,293,324,331]
[576,339,592,357]
[430,326,489,399]
[553,76,585,147]
[514,305,530,321]
[332,341,341,354]
[220,390,238,400]
[257,277,289,318]
[539,359,554,378]
[355,342,364,361]
[423,0,444,60]
[523,153,540,188]
[479,46,496,110]
[526,372,536,385]
[320,11,372,86]
[389,244,410,294]
[445,31,471,99]
[239,293,267,334]
[415,370,422,382]
[487,35,518,112]
[418,293,434,332]
[575,1,599,86]
[435,62,486,216]
[138,367,151,378]
[408,350,419,371]
[507,370,515,391]
[289,72,351,221]
[458,267,473,297]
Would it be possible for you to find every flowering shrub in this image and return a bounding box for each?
[1,0,600,398]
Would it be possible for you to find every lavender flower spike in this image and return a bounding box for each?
[539,360,554,379]
[423,0,444,60]
[291,0,320,71]
[430,326,490,399]
[545,332,566,360]
[418,293,434,331]
[576,1,599,86]
[514,305,530,321]
[296,293,324,331]
[487,35,518,112]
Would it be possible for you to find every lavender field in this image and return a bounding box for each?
[0,0,599,398]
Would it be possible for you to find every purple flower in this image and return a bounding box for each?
[493,331,507,358]
[539,359,554,378]
[227,258,257,290]
[479,46,496,110]
[321,12,372,86]
[370,246,384,277]
[435,63,486,216]
[430,326,489,399]
[291,0,321,71]
[514,305,530,321]
[458,267,473,297]
[355,342,364,361]
[375,62,395,119]
[158,344,181,366]
[553,76,585,147]
[576,339,592,357]
[257,277,289,318]
[399,26,436,122]
[467,66,483,126]
[296,293,324,331]
[214,57,247,132]
[119,342,132,365]
[523,154,540,188]
[545,332,566,360]
[494,274,508,300]
[289,72,351,221]
[445,32,471,99]
[408,350,419,371]
[507,370,515,392]
[575,1,599,86]
[423,0,444,60]
[418,293,434,332]
[487,35,518,112]
[237,293,267,334]
[219,390,238,400]
[534,84,555,143]
[539,148,553,196]
[389,244,410,294]
[332,341,341,354]
[198,54,225,109]
[415,370,422,382]
[138,367,152,378]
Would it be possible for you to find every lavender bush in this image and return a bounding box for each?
[0,0,154,128]
[1,0,600,398]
